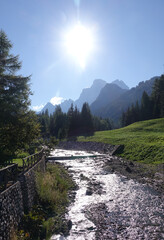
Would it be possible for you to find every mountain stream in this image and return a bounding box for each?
[50,149,164,240]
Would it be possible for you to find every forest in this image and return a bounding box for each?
[38,103,112,140]
[121,75,164,126]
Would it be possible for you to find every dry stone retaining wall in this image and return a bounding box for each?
[0,155,46,240]
[0,182,23,240]
[20,155,46,213]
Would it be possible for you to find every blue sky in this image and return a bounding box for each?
[1,0,164,111]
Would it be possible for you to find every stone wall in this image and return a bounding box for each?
[20,155,46,213]
[0,182,23,240]
[0,155,46,240]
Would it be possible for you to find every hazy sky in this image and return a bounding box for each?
[1,0,164,110]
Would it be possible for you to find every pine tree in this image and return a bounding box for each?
[0,30,40,163]
[120,75,164,127]
[151,75,164,118]
[141,91,152,120]
[135,101,140,122]
[67,103,74,136]
[73,106,81,135]
[52,106,64,137]
[81,102,94,135]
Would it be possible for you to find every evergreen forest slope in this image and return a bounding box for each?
[78,118,164,164]
[93,76,158,120]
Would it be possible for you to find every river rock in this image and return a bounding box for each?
[86,188,93,196]
[67,220,72,230]
[125,166,132,173]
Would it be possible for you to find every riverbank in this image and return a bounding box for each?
[58,141,164,194]
[16,163,77,240]
[50,148,164,240]
[78,118,164,165]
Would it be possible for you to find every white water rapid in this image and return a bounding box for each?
[50,149,164,240]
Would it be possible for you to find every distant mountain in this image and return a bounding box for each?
[40,102,56,115]
[96,76,158,121]
[40,76,157,120]
[112,79,129,90]
[74,79,107,110]
[90,83,127,115]
[40,79,107,114]
[60,99,74,113]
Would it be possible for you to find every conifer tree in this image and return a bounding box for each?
[151,75,164,118]
[81,102,94,135]
[0,30,40,162]
[141,91,152,120]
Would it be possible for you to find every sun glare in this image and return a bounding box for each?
[64,23,94,68]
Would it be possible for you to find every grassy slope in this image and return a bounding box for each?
[78,118,164,164]
[17,164,76,239]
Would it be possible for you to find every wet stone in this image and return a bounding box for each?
[50,148,164,240]
[67,220,72,230]
[86,188,93,196]
[125,166,132,173]
[87,226,96,231]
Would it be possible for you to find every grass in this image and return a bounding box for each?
[36,163,75,213]
[12,150,40,167]
[12,158,24,167]
[17,163,76,240]
[12,152,29,167]
[78,118,164,165]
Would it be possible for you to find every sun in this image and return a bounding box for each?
[64,23,94,68]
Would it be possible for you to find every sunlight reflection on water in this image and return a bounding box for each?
[50,149,164,240]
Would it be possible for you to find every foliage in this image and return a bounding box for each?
[121,75,164,126]
[95,77,156,121]
[36,165,69,210]
[80,102,94,135]
[78,118,164,164]
[38,103,112,140]
[17,164,76,240]
[0,30,40,164]
[151,75,164,118]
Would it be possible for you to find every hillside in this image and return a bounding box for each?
[40,102,56,115]
[90,83,127,115]
[78,118,164,164]
[60,99,74,113]
[74,79,107,110]
[112,79,129,90]
[94,76,158,120]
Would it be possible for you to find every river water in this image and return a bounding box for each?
[50,149,164,240]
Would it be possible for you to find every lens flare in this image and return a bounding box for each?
[74,0,81,7]
[64,23,94,68]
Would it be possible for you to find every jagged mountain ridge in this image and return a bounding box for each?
[40,79,107,114]
[40,78,130,115]
[60,99,74,113]
[90,83,127,115]
[74,79,107,110]
[111,79,129,90]
[93,76,158,120]
[40,102,56,115]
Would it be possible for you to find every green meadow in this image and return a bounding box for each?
[78,118,164,164]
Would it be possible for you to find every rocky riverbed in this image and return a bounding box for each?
[58,141,164,193]
[50,142,164,240]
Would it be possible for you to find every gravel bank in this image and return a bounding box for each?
[57,141,164,194]
[50,147,164,240]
